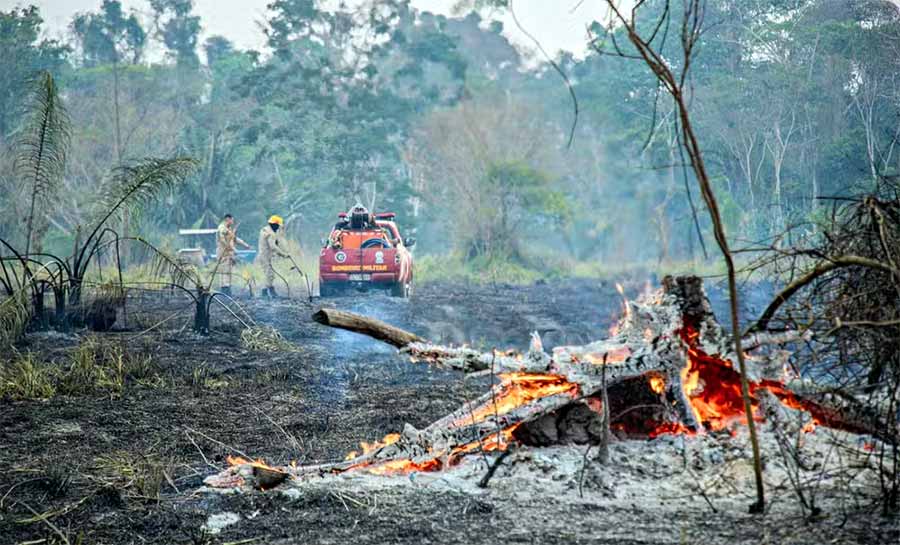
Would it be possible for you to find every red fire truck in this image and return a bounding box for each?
[318,206,415,297]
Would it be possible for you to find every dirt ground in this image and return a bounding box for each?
[1,278,897,544]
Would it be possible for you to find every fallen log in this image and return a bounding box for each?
[312,308,424,348]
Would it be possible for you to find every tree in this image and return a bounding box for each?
[71,1,150,264]
[0,6,69,245]
[71,0,145,67]
[407,96,569,261]
[595,0,767,512]
[0,6,69,138]
[150,0,202,69]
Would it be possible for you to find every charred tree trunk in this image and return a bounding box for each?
[312,308,424,348]
[194,289,210,335]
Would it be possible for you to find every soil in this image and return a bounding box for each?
[1,278,897,545]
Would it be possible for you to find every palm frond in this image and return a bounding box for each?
[133,237,202,291]
[13,71,71,255]
[90,157,199,237]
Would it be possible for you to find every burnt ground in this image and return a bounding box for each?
[1,278,897,545]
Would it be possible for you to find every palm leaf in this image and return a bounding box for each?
[91,157,199,235]
[133,237,202,291]
[12,71,71,255]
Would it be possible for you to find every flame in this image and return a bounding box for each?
[608,282,630,336]
[345,432,401,460]
[226,455,286,474]
[669,325,832,435]
[343,374,572,476]
[454,373,579,427]
[649,375,665,395]
[363,457,443,475]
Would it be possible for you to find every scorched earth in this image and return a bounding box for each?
[0,278,896,544]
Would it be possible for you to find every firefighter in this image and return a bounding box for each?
[216,213,250,296]
[257,215,290,298]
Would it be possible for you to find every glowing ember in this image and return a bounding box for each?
[649,375,665,395]
[363,457,443,475]
[648,422,694,438]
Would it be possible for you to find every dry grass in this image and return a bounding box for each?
[0,351,56,400]
[0,290,31,349]
[93,450,175,501]
[0,337,165,400]
[240,325,296,352]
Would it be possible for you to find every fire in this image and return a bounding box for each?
[342,374,568,476]
[226,455,284,473]
[345,432,401,460]
[672,325,828,435]
[454,373,579,427]
[363,457,443,475]
[609,282,631,337]
[649,375,665,395]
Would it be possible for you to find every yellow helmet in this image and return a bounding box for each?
[268,215,284,226]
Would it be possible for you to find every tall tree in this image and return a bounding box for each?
[150,0,202,69]
[71,1,148,262]
[0,6,69,138]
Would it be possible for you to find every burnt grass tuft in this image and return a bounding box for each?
[0,279,895,544]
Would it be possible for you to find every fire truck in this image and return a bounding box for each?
[318,206,415,297]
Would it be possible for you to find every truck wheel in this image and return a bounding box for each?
[390,282,409,298]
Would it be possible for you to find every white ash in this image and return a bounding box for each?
[202,511,241,535]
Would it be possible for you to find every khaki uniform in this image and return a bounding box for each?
[257,225,288,289]
[216,221,247,287]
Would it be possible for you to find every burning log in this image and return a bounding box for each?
[209,276,894,490]
[311,308,425,348]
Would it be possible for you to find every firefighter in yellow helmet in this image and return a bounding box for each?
[257,215,290,298]
[216,213,250,296]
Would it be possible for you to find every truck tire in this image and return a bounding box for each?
[390,282,409,298]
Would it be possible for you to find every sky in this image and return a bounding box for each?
[3,0,609,58]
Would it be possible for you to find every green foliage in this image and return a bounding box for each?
[4,0,900,277]
[0,6,69,137]
[96,158,200,229]
[415,253,544,285]
[150,0,201,68]
[71,0,146,66]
